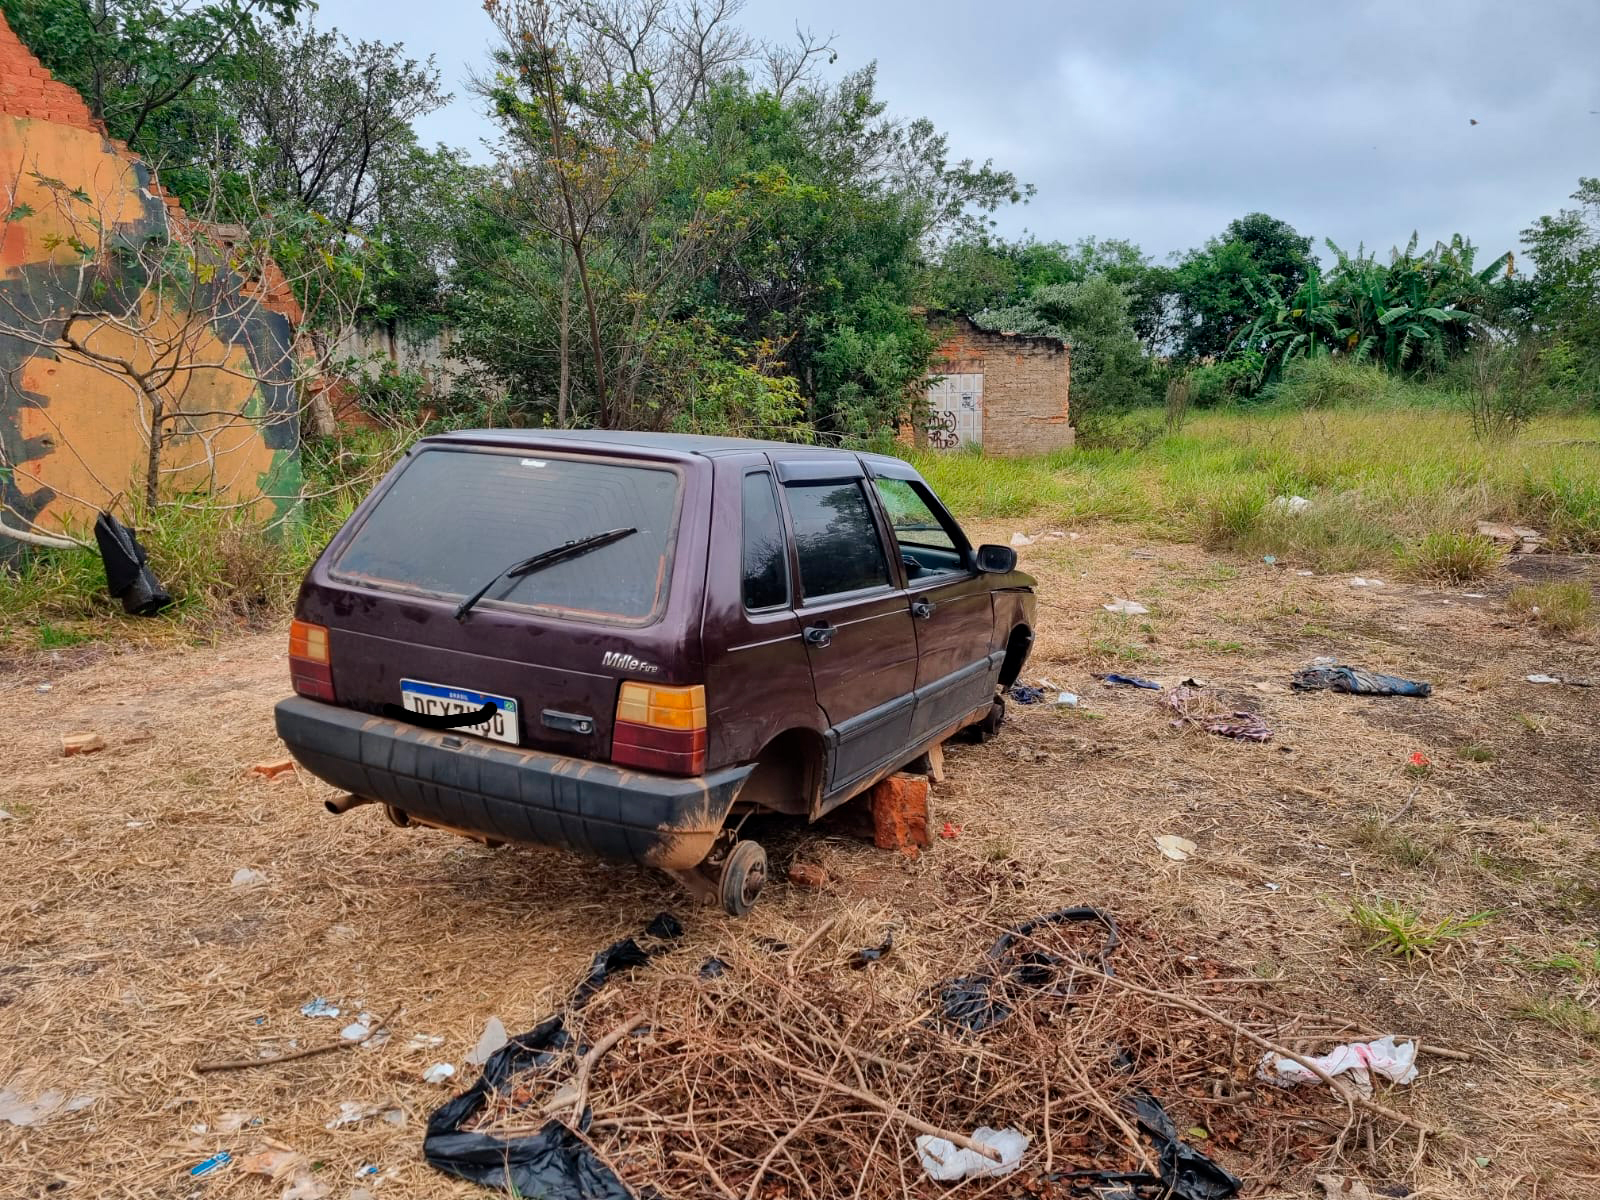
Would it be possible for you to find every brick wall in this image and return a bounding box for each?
[0,18,97,130]
[909,315,1073,456]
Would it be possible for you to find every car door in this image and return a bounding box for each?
[868,467,999,743]
[776,459,918,801]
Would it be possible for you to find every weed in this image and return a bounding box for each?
[984,839,1015,863]
[1086,611,1155,667]
[1352,818,1435,867]
[1348,897,1493,958]
[1530,943,1600,983]
[1400,531,1501,584]
[1195,638,1247,654]
[1514,996,1600,1042]
[1512,712,1546,733]
[1457,742,1497,763]
[37,622,90,649]
[1508,582,1594,635]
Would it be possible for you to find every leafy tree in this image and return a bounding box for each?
[1521,177,1600,399]
[1171,213,1313,362]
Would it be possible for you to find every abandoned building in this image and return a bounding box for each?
[902,313,1073,456]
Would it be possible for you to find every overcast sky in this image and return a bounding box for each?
[316,0,1599,265]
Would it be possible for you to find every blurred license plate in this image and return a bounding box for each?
[399,679,520,744]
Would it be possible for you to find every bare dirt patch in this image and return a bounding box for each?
[3,530,1597,1198]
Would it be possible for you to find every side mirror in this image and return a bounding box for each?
[974,544,1017,574]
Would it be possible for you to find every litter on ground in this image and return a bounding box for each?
[1348,577,1384,588]
[1155,834,1197,861]
[1103,599,1150,615]
[1103,673,1161,690]
[915,1125,1029,1181]
[1292,664,1432,697]
[1258,1036,1419,1097]
[299,997,341,1019]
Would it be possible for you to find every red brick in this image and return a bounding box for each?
[869,773,931,850]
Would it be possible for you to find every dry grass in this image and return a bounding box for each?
[4,529,1599,1198]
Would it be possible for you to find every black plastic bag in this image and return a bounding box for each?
[425,913,681,1196]
[1125,1093,1242,1200]
[93,512,171,616]
[933,906,1119,1031]
[423,1017,632,1198]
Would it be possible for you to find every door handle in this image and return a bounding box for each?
[911,597,935,619]
[803,623,834,648]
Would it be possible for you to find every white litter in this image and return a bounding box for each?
[300,997,341,1019]
[1296,570,1315,577]
[231,867,267,889]
[0,1088,96,1127]
[35,683,52,693]
[422,1063,456,1085]
[1055,692,1080,709]
[1463,592,1487,599]
[915,1126,1029,1182]
[1271,495,1311,513]
[327,1099,402,1129]
[340,1013,376,1042]
[1103,599,1149,616]
[406,1033,445,1052]
[1348,577,1384,588]
[1526,674,1561,685]
[1009,532,1034,546]
[0,810,11,821]
[467,1016,508,1067]
[1154,835,1196,862]
[1258,1035,1419,1096]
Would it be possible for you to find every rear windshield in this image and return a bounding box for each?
[333,448,681,623]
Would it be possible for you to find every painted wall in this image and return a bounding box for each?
[0,12,300,545]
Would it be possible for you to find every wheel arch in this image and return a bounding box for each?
[733,726,826,817]
[998,623,1034,687]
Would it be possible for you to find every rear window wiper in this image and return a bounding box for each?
[453,526,638,621]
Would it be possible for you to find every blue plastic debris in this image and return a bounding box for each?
[1102,674,1161,691]
[300,997,341,1018]
[1008,684,1046,704]
[190,1151,232,1178]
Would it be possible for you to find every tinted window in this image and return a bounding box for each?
[742,471,788,609]
[873,478,957,552]
[334,449,679,622]
[785,481,891,599]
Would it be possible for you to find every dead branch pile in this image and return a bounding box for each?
[462,909,1404,1198]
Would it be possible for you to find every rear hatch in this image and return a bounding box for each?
[294,441,706,762]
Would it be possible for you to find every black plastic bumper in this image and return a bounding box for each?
[274,696,752,869]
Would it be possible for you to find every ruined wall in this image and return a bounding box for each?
[0,12,300,544]
[902,315,1074,456]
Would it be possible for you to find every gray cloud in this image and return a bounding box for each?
[319,0,1600,263]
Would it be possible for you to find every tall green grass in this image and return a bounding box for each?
[912,381,1600,576]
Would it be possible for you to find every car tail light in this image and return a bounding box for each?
[289,619,335,701]
[612,682,706,775]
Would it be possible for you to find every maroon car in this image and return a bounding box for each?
[275,431,1035,914]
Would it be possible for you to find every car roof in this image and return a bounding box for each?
[422,428,907,466]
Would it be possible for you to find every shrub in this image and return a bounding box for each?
[1400,531,1502,584]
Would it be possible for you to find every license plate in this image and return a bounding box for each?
[399,679,520,745]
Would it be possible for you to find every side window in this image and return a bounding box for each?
[872,477,968,579]
[741,471,789,610]
[785,481,892,600]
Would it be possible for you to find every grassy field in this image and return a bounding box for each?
[913,406,1600,578]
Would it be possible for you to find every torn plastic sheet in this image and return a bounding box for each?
[1291,665,1432,698]
[850,932,894,969]
[1043,1094,1240,1199]
[1258,1035,1418,1097]
[932,907,1119,1032]
[425,913,681,1196]
[915,1125,1028,1181]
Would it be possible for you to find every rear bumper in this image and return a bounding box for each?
[274,696,751,869]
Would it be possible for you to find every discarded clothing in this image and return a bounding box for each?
[93,511,172,616]
[1292,665,1432,698]
[1258,1035,1418,1097]
[1164,686,1272,742]
[933,907,1119,1032]
[915,1126,1029,1182]
[1103,674,1161,690]
[1009,684,1046,704]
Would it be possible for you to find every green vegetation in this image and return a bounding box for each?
[1508,583,1595,636]
[1514,997,1600,1043]
[1348,897,1494,959]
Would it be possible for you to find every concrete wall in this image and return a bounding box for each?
[903,315,1074,456]
[0,12,300,544]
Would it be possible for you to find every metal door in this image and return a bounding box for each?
[923,372,984,449]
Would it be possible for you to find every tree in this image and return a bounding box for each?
[231,20,448,230]
[1171,213,1313,362]
[1521,177,1600,397]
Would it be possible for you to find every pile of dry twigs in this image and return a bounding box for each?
[461,905,1440,1198]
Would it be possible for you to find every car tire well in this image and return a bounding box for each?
[998,625,1033,687]
[734,729,824,816]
